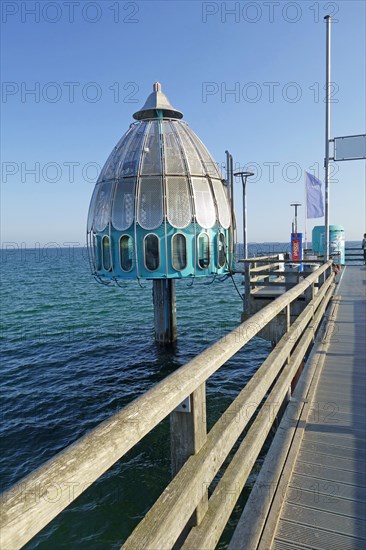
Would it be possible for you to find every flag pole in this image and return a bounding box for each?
[304,172,308,253]
[324,15,331,262]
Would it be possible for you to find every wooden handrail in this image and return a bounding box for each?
[239,254,282,263]
[0,262,333,550]
[122,273,334,549]
[182,281,335,549]
[250,262,281,272]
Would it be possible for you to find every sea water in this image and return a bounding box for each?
[1,241,360,548]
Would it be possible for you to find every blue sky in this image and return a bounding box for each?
[1,0,365,246]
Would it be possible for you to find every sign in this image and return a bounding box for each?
[333,134,366,161]
[291,233,302,261]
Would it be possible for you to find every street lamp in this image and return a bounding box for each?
[234,171,255,260]
[290,202,301,233]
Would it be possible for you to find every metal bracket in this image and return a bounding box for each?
[175,396,191,413]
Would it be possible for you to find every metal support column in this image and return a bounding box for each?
[234,170,254,319]
[290,202,301,234]
[234,171,255,261]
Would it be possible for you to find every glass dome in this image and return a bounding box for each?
[87,83,233,281]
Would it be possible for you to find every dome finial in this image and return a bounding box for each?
[133,82,183,120]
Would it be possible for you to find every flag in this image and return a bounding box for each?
[305,171,324,218]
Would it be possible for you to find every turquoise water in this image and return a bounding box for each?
[1,241,360,548]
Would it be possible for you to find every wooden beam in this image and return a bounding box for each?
[170,383,208,525]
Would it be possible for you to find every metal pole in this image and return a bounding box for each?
[304,179,308,252]
[290,202,301,234]
[225,150,231,200]
[234,171,254,318]
[243,177,247,260]
[225,150,235,271]
[229,154,235,269]
[294,204,298,233]
[234,171,254,260]
[324,15,331,261]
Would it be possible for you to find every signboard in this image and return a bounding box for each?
[333,134,366,161]
[291,233,302,261]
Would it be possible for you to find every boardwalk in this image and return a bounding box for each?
[230,265,366,550]
[1,262,363,549]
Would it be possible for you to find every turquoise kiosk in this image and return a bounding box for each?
[87,83,234,343]
[312,225,345,264]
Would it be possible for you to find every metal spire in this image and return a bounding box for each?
[133,82,183,120]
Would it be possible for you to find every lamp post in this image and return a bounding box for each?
[234,171,255,260]
[290,202,301,233]
[234,170,254,319]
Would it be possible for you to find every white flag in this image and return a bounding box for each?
[305,171,324,218]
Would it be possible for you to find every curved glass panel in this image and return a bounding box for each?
[98,126,135,183]
[141,121,162,175]
[174,123,203,175]
[172,233,187,271]
[120,123,146,176]
[94,180,114,231]
[211,179,231,229]
[198,233,210,269]
[137,176,164,230]
[102,236,112,271]
[166,176,192,229]
[191,177,216,228]
[163,121,185,174]
[119,235,134,272]
[144,234,159,271]
[218,233,226,267]
[187,130,221,178]
[87,183,100,232]
[111,178,135,230]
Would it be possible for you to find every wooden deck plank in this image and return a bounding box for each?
[289,473,366,503]
[280,504,366,539]
[292,461,366,487]
[272,266,366,549]
[296,450,366,473]
[275,519,365,550]
[285,486,366,520]
[302,431,366,450]
[300,439,366,459]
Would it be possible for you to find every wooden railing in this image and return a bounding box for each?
[304,246,364,264]
[236,254,287,315]
[0,262,335,550]
[344,246,364,262]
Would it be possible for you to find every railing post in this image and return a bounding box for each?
[170,383,208,527]
[304,281,315,305]
[286,303,291,333]
[318,266,328,289]
[273,303,292,429]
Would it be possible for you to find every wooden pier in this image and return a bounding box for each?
[230,264,366,549]
[1,260,365,550]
